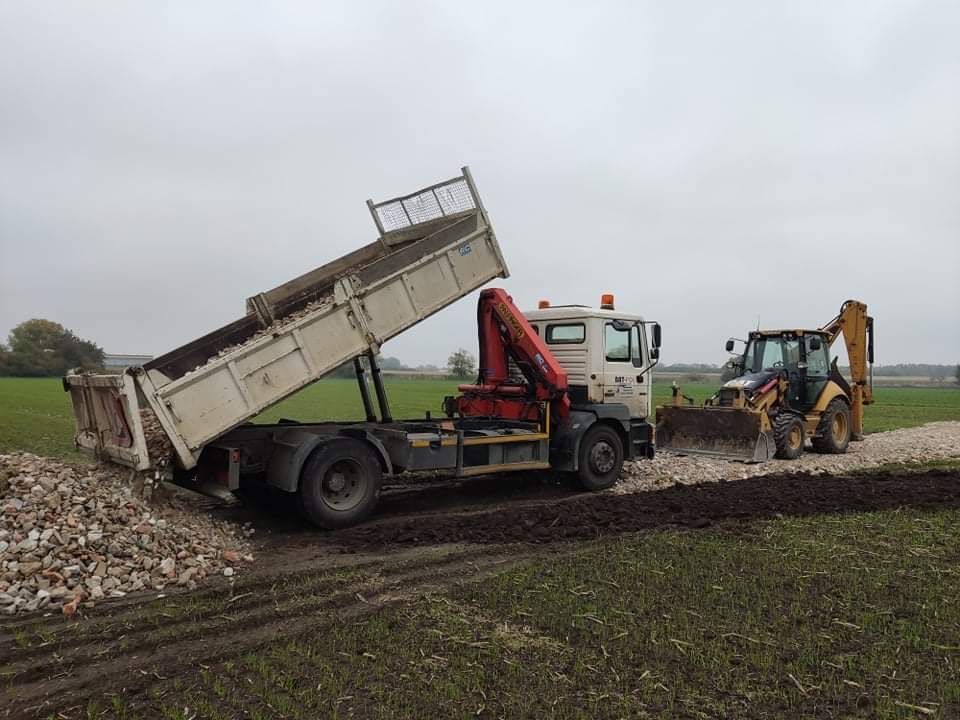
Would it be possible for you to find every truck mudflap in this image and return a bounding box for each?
[63,371,152,470]
[655,405,775,463]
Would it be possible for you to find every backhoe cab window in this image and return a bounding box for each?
[546,324,585,344]
[744,339,775,372]
[805,335,829,375]
[744,338,799,373]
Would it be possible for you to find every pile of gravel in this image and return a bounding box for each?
[0,453,252,616]
[139,408,174,465]
[619,421,960,494]
[184,296,335,376]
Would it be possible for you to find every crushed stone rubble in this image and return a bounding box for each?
[204,297,335,369]
[618,421,960,494]
[139,408,174,465]
[0,453,254,616]
[141,297,338,463]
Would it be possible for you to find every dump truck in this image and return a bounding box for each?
[656,300,874,462]
[65,167,662,528]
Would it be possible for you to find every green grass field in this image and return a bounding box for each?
[0,378,87,460]
[3,378,959,718]
[62,502,959,719]
[295,510,960,717]
[1,377,958,459]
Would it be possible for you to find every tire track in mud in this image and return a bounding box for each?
[330,468,960,548]
[1,547,524,719]
[0,548,490,666]
[3,547,504,677]
[0,555,383,642]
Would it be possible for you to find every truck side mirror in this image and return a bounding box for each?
[650,347,659,360]
[809,336,822,351]
[652,323,661,348]
[725,339,735,353]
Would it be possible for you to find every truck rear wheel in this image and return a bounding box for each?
[811,398,851,454]
[576,424,624,491]
[298,438,382,529]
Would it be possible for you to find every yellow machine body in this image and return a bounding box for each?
[656,301,874,463]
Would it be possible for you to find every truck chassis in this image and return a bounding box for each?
[196,350,653,528]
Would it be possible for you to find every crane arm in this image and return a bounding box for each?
[456,288,570,421]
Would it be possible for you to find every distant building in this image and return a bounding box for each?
[103,354,154,370]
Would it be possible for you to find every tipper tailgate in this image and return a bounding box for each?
[64,372,152,470]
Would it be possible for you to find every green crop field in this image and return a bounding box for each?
[264,510,960,717]
[2,379,959,718]
[0,377,86,460]
[29,499,960,719]
[0,377,958,459]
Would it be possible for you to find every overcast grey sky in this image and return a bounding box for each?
[1,1,958,367]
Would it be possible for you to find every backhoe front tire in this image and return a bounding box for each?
[298,438,382,529]
[576,425,624,491]
[811,399,851,454]
[773,413,805,460]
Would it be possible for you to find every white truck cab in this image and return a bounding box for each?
[523,295,661,421]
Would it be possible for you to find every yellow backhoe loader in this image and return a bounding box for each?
[656,300,874,462]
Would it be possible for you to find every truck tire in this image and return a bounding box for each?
[576,424,624,491]
[773,413,805,460]
[811,398,851,454]
[298,438,382,529]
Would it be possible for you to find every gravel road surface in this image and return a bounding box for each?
[619,421,960,494]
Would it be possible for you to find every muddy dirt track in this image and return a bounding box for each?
[236,465,960,552]
[1,467,958,718]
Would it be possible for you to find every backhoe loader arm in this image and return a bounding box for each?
[819,299,874,435]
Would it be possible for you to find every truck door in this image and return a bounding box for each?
[600,322,647,418]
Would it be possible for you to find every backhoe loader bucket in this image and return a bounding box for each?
[655,406,775,463]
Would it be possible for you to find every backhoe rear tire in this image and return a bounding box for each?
[773,413,805,460]
[811,398,851,454]
[576,424,624,491]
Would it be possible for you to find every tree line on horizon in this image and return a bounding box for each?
[0,317,479,380]
[0,318,957,384]
[0,319,104,377]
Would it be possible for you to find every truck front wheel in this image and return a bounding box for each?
[576,424,624,491]
[298,438,382,529]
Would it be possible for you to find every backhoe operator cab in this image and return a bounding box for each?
[726,331,838,415]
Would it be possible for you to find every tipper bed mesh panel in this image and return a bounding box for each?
[374,177,476,233]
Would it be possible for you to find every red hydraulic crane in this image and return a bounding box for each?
[455,288,571,424]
